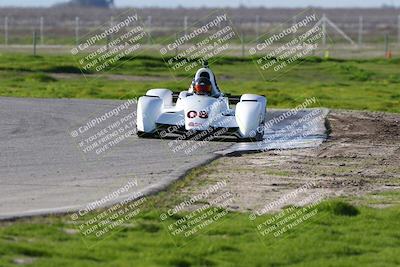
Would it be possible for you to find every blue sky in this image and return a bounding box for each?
[0,0,398,7]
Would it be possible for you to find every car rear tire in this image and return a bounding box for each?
[137,131,160,138]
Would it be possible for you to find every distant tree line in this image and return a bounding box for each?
[59,0,114,8]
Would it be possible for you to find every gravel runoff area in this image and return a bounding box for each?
[169,110,400,212]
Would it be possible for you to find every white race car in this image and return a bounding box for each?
[136,63,267,141]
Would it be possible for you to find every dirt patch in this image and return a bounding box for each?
[13,257,35,265]
[170,110,400,212]
[0,70,167,82]
[49,73,166,81]
[49,72,235,82]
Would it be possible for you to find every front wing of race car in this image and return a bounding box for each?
[154,112,242,138]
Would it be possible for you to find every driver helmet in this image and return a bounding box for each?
[193,77,212,95]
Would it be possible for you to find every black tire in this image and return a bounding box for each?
[137,131,160,138]
[239,130,264,142]
[255,130,264,141]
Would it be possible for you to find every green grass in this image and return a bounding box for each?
[0,53,399,112]
[0,196,399,266]
[0,162,399,267]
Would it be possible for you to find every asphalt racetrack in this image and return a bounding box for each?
[0,97,328,219]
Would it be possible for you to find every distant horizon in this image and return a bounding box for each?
[0,0,399,8]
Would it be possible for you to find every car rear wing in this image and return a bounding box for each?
[172,92,180,103]
[171,92,263,105]
[225,93,266,105]
[224,93,241,105]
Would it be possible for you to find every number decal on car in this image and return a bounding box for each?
[199,111,208,119]
[187,110,197,118]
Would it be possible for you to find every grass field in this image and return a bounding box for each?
[0,52,399,266]
[0,178,399,267]
[0,53,399,113]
